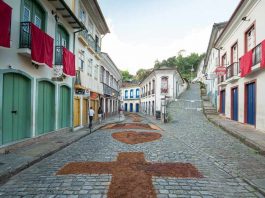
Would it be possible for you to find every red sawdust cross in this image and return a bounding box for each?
[57,152,203,198]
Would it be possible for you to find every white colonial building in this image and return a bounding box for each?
[203,22,227,107]
[120,83,140,113]
[0,0,83,146]
[73,0,110,129]
[214,0,265,131]
[100,52,122,117]
[140,66,187,118]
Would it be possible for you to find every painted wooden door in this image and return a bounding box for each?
[37,81,55,135]
[59,86,70,128]
[246,83,256,125]
[231,87,238,121]
[125,103,128,112]
[130,103,133,112]
[74,97,80,127]
[2,73,31,145]
[220,90,226,114]
[82,98,88,125]
[136,103,139,112]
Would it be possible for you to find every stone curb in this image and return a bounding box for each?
[201,103,265,196]
[205,115,265,156]
[0,117,125,185]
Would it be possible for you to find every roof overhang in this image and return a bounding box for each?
[48,0,85,29]
[81,0,110,35]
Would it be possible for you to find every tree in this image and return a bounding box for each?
[120,70,133,82]
[135,68,152,82]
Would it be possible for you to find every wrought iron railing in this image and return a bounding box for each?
[226,62,239,79]
[55,46,63,65]
[20,22,31,48]
[253,43,261,66]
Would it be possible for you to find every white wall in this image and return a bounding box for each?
[216,0,265,131]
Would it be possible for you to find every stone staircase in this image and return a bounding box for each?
[201,88,219,115]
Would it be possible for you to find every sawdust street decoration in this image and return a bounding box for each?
[112,131,161,144]
[127,113,143,122]
[57,152,203,198]
[103,123,160,130]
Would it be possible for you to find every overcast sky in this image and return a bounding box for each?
[98,0,239,74]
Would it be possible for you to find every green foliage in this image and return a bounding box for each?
[120,70,133,82]
[135,68,152,82]
[155,51,205,80]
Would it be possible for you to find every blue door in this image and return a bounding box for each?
[232,87,238,121]
[125,103,128,112]
[220,90,226,114]
[246,83,256,125]
[130,103,133,112]
[136,103,139,112]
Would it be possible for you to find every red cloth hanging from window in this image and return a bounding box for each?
[31,23,53,68]
[240,50,253,77]
[63,47,76,76]
[261,40,265,68]
[0,0,12,48]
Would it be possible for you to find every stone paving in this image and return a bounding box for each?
[0,84,265,197]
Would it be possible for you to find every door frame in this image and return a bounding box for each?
[36,78,56,136]
[0,69,34,145]
[58,83,72,129]
[219,88,226,114]
[230,85,238,121]
[244,80,257,126]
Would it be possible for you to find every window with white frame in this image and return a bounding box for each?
[79,50,85,71]
[87,58,93,76]
[246,25,255,52]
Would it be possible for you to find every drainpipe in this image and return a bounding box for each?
[71,28,84,132]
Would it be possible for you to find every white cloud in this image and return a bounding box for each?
[102,18,212,75]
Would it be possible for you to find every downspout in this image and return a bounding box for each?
[71,28,84,132]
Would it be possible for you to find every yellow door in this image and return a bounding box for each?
[82,98,88,125]
[74,97,80,127]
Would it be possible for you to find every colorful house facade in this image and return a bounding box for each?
[0,0,82,146]
[214,0,265,131]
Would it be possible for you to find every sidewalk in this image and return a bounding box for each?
[203,100,265,155]
[0,114,125,185]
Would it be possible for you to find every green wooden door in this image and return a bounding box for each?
[59,85,71,128]
[37,81,55,135]
[2,73,31,145]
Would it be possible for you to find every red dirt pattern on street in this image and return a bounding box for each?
[57,152,203,198]
[112,131,161,144]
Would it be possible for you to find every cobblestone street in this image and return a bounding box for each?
[1,84,265,197]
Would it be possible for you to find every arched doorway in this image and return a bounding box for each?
[37,80,55,135]
[1,73,31,145]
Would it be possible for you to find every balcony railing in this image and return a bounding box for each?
[20,22,31,48]
[55,46,63,65]
[103,83,119,97]
[253,43,261,66]
[226,62,239,79]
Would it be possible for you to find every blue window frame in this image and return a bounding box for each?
[136,89,140,98]
[125,90,128,99]
[130,89,134,98]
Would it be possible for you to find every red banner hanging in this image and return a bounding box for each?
[261,40,265,68]
[240,50,253,77]
[63,47,76,76]
[0,0,12,48]
[31,23,53,68]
